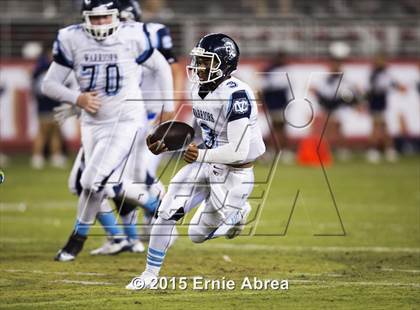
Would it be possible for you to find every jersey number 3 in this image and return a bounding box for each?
[82,64,121,95]
[200,123,216,149]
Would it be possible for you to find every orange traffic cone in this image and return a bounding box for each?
[297,135,332,167]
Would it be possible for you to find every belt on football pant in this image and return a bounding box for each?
[227,161,254,169]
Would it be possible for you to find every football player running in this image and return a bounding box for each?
[126,33,266,289]
[42,0,173,262]
[90,0,182,255]
[59,0,180,256]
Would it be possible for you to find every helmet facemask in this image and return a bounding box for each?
[83,8,120,40]
[186,47,223,84]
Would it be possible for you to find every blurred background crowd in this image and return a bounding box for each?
[0,0,419,168]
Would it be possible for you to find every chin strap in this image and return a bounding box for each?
[198,75,231,98]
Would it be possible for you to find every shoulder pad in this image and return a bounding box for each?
[53,26,79,69]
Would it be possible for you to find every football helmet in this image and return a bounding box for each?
[187,33,240,84]
[82,0,121,40]
[119,0,142,22]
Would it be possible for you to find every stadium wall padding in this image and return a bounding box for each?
[0,59,419,152]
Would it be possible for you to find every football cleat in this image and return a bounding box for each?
[90,238,129,255]
[209,203,251,239]
[205,203,251,240]
[126,271,157,290]
[225,202,251,239]
[128,239,145,253]
[54,250,76,262]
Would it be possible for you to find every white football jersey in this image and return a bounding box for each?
[191,77,266,163]
[53,22,152,125]
[141,22,176,114]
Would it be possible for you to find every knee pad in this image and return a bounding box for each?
[80,173,116,194]
[80,173,98,192]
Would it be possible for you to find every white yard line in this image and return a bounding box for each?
[0,203,27,212]
[51,279,113,285]
[291,279,420,288]
[292,273,343,277]
[5,269,107,276]
[0,217,62,226]
[206,243,420,253]
[0,201,75,211]
[0,237,38,243]
[75,272,108,276]
[381,268,420,274]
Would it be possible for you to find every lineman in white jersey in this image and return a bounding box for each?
[107,0,183,244]
[126,33,266,289]
[90,0,180,254]
[42,0,173,261]
[64,0,180,255]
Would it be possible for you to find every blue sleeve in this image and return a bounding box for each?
[156,26,177,64]
[156,27,172,49]
[52,36,73,69]
[136,23,154,65]
[227,90,252,122]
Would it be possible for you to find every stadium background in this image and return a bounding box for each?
[0,0,419,152]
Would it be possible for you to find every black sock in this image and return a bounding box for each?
[62,231,87,256]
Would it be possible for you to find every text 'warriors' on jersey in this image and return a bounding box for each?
[52,22,153,124]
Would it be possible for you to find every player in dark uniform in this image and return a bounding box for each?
[366,54,406,163]
[32,50,67,169]
[260,51,294,163]
[310,58,360,160]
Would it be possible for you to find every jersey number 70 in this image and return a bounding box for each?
[82,64,121,95]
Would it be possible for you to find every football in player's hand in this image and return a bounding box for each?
[149,121,195,151]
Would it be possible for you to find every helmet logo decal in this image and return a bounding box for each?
[84,0,91,5]
[224,41,236,60]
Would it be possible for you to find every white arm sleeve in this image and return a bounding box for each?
[196,118,251,164]
[142,50,174,112]
[41,62,80,105]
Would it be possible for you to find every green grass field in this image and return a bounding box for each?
[0,155,419,309]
